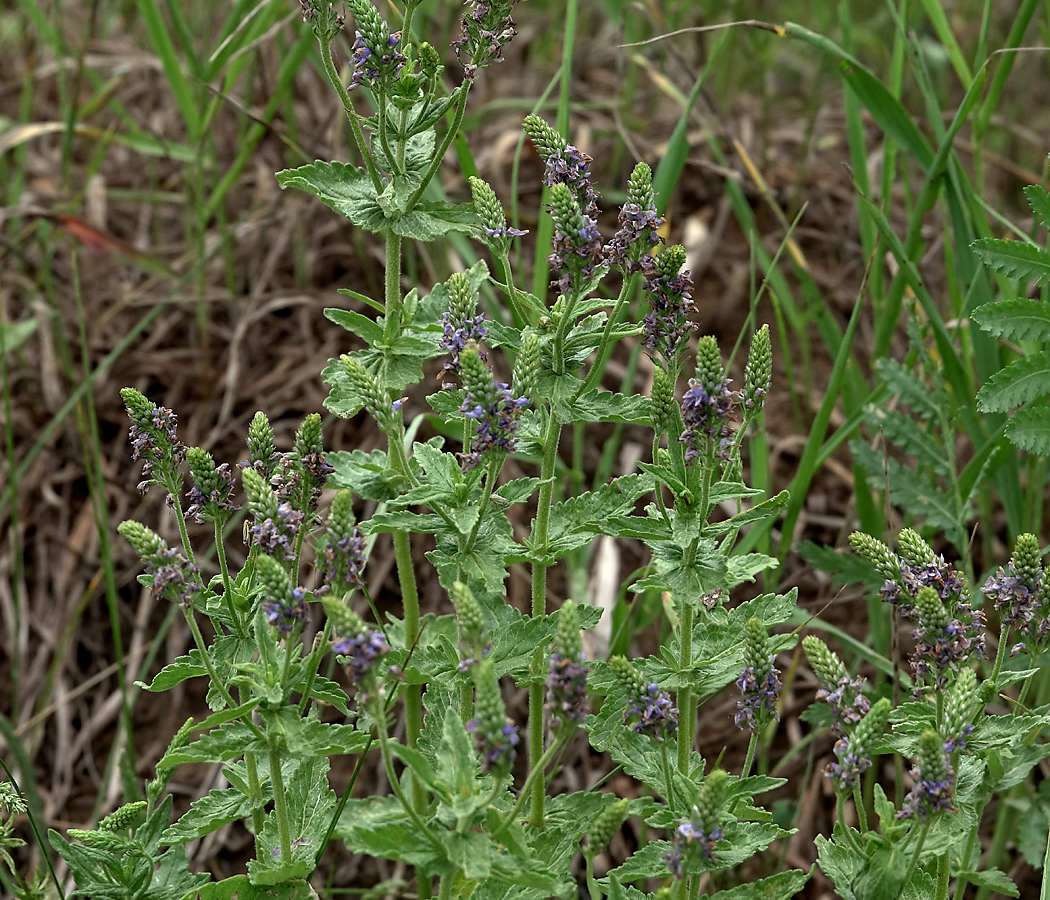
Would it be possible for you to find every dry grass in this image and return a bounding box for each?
[2,1,1049,895]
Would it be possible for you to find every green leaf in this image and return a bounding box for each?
[977,351,1050,413]
[558,390,652,425]
[162,787,262,844]
[972,237,1050,286]
[336,796,444,871]
[277,161,478,240]
[865,406,950,475]
[328,447,402,501]
[874,358,946,421]
[1026,183,1050,231]
[958,869,1018,896]
[700,868,810,900]
[324,308,385,346]
[543,475,649,557]
[161,720,259,767]
[971,298,1050,342]
[1007,404,1050,455]
[197,874,315,900]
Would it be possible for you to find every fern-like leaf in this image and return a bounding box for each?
[1025,184,1050,232]
[971,299,1050,343]
[971,238,1050,287]
[865,405,950,476]
[1006,406,1050,455]
[874,358,945,421]
[976,351,1050,413]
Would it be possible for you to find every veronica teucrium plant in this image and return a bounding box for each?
[53,2,822,898]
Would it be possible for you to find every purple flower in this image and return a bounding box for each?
[333,628,391,683]
[547,651,590,727]
[263,586,309,637]
[348,29,405,91]
[625,682,679,738]
[641,250,695,364]
[826,735,872,789]
[679,376,738,463]
[466,716,520,774]
[147,545,200,608]
[250,501,304,559]
[452,0,520,78]
[734,664,781,733]
[815,674,871,733]
[459,381,529,470]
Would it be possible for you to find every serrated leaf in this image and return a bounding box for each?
[161,720,259,767]
[971,298,1050,342]
[972,237,1050,286]
[700,868,810,900]
[874,358,945,420]
[197,874,314,900]
[336,796,444,870]
[327,447,401,501]
[865,406,949,475]
[559,390,652,425]
[544,475,649,557]
[277,161,478,240]
[1025,183,1050,231]
[1006,404,1050,454]
[324,308,385,346]
[958,868,1019,896]
[977,350,1050,413]
[161,787,261,843]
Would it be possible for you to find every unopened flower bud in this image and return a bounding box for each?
[585,797,629,860]
[651,367,678,434]
[897,528,935,566]
[512,332,540,405]
[849,532,901,582]
[742,324,772,413]
[342,356,393,430]
[185,447,237,524]
[99,801,146,833]
[468,658,519,774]
[943,668,977,753]
[243,411,280,480]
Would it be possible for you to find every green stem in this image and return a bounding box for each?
[213,519,243,636]
[852,783,868,833]
[377,88,399,175]
[741,733,757,778]
[900,820,932,898]
[383,231,403,343]
[464,455,502,552]
[437,873,453,900]
[317,38,383,192]
[405,86,470,212]
[952,826,979,900]
[268,739,293,862]
[528,404,564,826]
[574,272,638,399]
[495,729,568,837]
[677,597,695,775]
[935,852,949,900]
[585,853,601,900]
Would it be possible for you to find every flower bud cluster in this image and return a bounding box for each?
[734,618,781,733]
[458,345,529,470]
[585,797,629,861]
[452,581,489,669]
[641,246,695,368]
[802,635,870,734]
[547,599,590,728]
[467,659,519,774]
[897,730,956,822]
[452,0,520,80]
[121,387,186,498]
[318,490,367,597]
[512,333,541,406]
[256,555,308,637]
[118,520,201,608]
[864,529,985,688]
[185,447,237,524]
[742,324,772,414]
[440,272,488,379]
[826,697,891,791]
[240,411,282,481]
[346,0,405,91]
[605,162,663,273]
[546,182,603,295]
[468,177,527,251]
[269,414,333,513]
[608,656,678,741]
[680,337,738,463]
[99,801,146,833]
[243,468,303,560]
[981,532,1048,650]
[324,598,390,685]
[943,667,977,754]
[664,769,728,878]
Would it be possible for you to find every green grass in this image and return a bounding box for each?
[5,0,1050,894]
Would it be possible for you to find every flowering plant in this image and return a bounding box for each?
[14,3,1050,900]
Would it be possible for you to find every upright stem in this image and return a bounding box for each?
[528,406,563,826]
[677,597,694,775]
[268,739,293,862]
[213,519,243,636]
